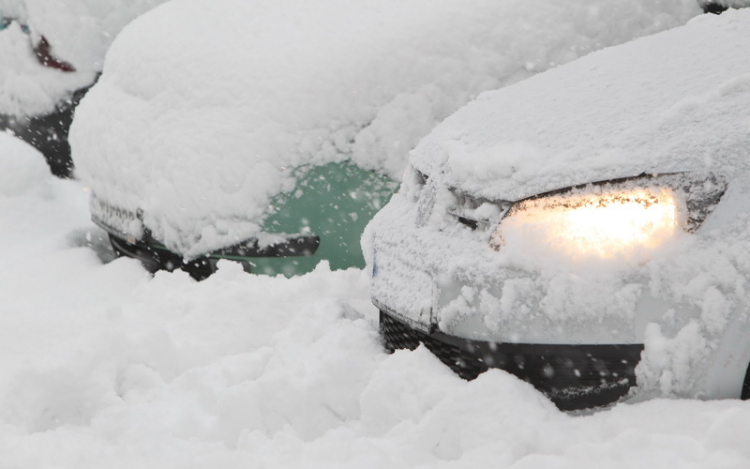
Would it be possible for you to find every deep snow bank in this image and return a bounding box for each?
[3,137,750,467]
[70,0,700,257]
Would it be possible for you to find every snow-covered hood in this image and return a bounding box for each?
[0,0,168,116]
[70,0,700,257]
[411,10,750,202]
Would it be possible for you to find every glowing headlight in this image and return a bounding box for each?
[495,187,680,259]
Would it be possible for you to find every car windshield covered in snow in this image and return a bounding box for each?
[70,0,700,278]
[366,8,750,409]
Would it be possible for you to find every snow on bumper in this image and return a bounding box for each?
[367,182,750,400]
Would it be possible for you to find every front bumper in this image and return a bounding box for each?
[381,310,643,411]
[105,229,323,279]
[92,200,321,279]
[108,234,219,280]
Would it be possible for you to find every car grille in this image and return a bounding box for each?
[90,195,141,240]
[381,310,488,380]
[380,310,644,411]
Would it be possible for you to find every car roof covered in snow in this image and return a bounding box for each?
[70,0,700,257]
[410,9,750,202]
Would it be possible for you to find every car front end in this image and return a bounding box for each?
[368,166,733,410]
[89,160,396,279]
[366,8,750,410]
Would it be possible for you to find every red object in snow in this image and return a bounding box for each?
[33,36,75,72]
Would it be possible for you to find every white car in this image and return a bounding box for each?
[366,8,750,410]
[70,0,700,278]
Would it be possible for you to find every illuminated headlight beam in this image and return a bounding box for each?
[496,189,679,259]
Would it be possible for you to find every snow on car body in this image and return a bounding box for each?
[0,0,168,176]
[70,0,700,278]
[366,9,750,410]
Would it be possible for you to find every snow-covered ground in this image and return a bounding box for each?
[4,135,750,467]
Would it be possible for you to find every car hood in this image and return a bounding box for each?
[410,10,750,202]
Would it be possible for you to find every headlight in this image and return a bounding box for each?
[493,173,725,260]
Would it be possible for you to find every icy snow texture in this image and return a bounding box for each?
[70,0,700,257]
[5,134,750,467]
[0,0,168,116]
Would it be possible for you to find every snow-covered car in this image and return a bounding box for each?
[70,0,700,279]
[0,0,168,177]
[366,9,750,410]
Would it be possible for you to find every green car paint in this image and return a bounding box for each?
[209,160,398,277]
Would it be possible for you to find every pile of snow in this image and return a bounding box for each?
[0,131,49,196]
[0,0,169,116]
[70,0,700,257]
[4,134,750,466]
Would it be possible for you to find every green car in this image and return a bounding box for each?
[98,161,397,279]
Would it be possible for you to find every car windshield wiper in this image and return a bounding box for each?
[209,235,321,259]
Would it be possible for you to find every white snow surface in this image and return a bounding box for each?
[0,0,169,116]
[412,9,750,202]
[70,0,700,258]
[5,133,750,468]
